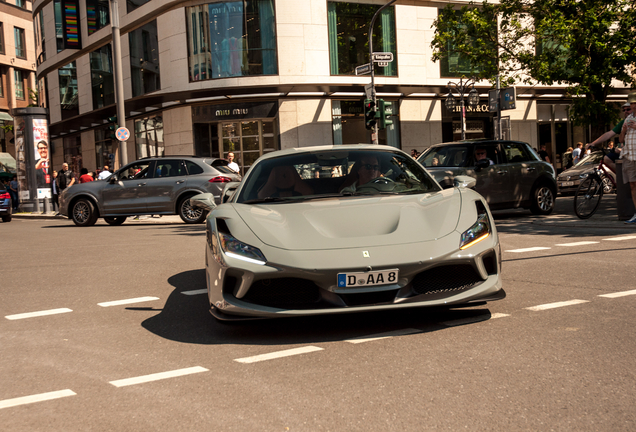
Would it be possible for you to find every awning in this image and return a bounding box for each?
[0,112,13,122]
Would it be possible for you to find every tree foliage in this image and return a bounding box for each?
[431,0,636,136]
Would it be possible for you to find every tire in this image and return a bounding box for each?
[601,176,614,194]
[178,196,207,224]
[71,198,98,226]
[104,216,127,226]
[2,214,11,222]
[530,183,555,215]
[574,175,603,219]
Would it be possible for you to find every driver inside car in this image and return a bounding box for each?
[340,155,383,193]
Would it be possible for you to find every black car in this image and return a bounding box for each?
[0,186,12,222]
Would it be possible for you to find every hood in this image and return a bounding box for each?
[558,164,593,179]
[232,189,462,251]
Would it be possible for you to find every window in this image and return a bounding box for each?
[503,142,533,163]
[186,1,278,81]
[14,27,26,59]
[118,161,151,180]
[332,100,400,147]
[134,115,164,159]
[16,0,26,8]
[63,135,83,172]
[0,23,5,55]
[59,62,79,118]
[95,127,115,169]
[155,160,186,178]
[54,0,82,52]
[0,71,4,98]
[34,12,46,65]
[87,0,110,35]
[129,21,160,97]
[90,45,115,109]
[15,70,25,100]
[327,2,397,76]
[127,0,151,13]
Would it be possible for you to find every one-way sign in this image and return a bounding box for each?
[355,63,372,76]
[372,52,394,62]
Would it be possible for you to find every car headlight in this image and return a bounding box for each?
[579,173,589,179]
[218,231,267,265]
[459,213,491,250]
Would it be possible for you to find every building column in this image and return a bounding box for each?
[29,71,37,104]
[7,66,15,109]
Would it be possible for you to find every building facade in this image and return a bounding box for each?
[0,0,38,153]
[31,0,629,175]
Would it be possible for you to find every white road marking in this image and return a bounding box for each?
[345,328,421,344]
[525,299,589,311]
[603,235,636,241]
[5,308,73,320]
[234,346,324,364]
[0,389,76,409]
[109,366,208,387]
[599,289,636,298]
[442,313,509,327]
[505,247,551,253]
[97,297,159,307]
[181,289,207,296]
[555,241,600,247]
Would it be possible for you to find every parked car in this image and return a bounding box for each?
[556,151,615,195]
[192,144,504,321]
[60,156,241,226]
[0,186,11,222]
[418,139,557,215]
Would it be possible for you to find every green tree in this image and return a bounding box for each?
[431,0,636,139]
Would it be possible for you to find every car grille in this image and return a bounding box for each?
[338,289,399,307]
[242,278,321,308]
[411,265,483,295]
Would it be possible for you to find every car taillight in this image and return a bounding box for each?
[209,176,232,183]
[0,192,10,200]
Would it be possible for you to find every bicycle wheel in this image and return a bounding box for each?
[574,175,604,219]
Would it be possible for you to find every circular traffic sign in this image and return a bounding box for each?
[116,127,130,142]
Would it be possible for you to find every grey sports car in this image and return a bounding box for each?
[195,145,504,320]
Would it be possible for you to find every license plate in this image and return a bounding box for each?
[337,269,399,288]
[561,181,574,187]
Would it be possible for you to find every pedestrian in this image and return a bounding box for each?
[51,170,59,212]
[572,142,583,165]
[538,143,551,163]
[227,153,239,173]
[562,147,574,170]
[410,149,419,159]
[79,168,94,183]
[618,91,636,224]
[58,162,75,193]
[587,102,632,172]
[9,175,19,210]
[98,165,111,180]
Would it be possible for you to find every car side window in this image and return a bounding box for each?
[472,145,501,165]
[186,161,204,175]
[503,143,533,163]
[118,162,151,181]
[155,160,186,178]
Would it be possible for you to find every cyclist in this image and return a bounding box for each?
[586,102,633,173]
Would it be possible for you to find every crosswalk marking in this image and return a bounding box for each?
[234,346,324,364]
[442,313,509,327]
[97,297,159,307]
[345,328,421,344]
[505,247,551,253]
[5,308,73,320]
[109,366,208,387]
[598,289,636,298]
[525,299,589,311]
[0,389,76,409]
[603,235,636,241]
[555,241,599,247]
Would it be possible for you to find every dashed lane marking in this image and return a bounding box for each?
[442,313,510,327]
[603,235,636,241]
[599,289,636,298]
[554,241,600,247]
[5,308,73,320]
[97,297,160,307]
[234,346,324,364]
[109,366,208,387]
[345,328,421,344]
[181,289,207,296]
[525,299,589,311]
[505,247,551,253]
[0,389,76,409]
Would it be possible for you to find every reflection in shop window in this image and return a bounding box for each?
[186,0,278,81]
[15,70,25,100]
[59,62,79,119]
[34,12,46,65]
[129,21,161,97]
[135,115,164,158]
[87,0,110,34]
[90,45,115,109]
[332,100,400,148]
[95,127,115,169]
[63,135,83,174]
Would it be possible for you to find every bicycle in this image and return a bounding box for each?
[573,151,617,219]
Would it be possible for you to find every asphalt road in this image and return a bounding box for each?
[2,196,636,431]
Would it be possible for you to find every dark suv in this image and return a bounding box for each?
[60,156,241,226]
[418,139,557,214]
[0,185,12,222]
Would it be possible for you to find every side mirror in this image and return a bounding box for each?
[190,193,217,211]
[108,175,118,184]
[454,175,476,189]
[474,159,490,172]
[222,182,240,203]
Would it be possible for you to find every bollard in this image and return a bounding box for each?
[615,160,635,220]
[43,197,50,214]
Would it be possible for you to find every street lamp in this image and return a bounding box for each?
[446,77,480,140]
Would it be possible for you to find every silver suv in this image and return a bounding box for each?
[60,156,241,226]
[418,139,557,215]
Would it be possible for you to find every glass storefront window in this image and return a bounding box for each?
[63,135,83,174]
[186,0,278,81]
[34,12,46,65]
[87,0,110,35]
[95,127,115,169]
[15,70,25,100]
[327,2,397,76]
[332,100,400,147]
[90,45,115,109]
[59,62,79,119]
[134,115,164,158]
[129,21,161,97]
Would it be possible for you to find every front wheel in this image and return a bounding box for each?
[574,175,603,219]
[104,216,127,226]
[530,184,555,215]
[71,198,98,226]
[178,196,207,224]
[601,176,614,194]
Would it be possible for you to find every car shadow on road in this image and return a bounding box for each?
[140,269,494,346]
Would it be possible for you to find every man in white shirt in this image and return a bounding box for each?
[572,142,583,165]
[618,91,636,224]
[97,165,112,180]
[227,153,239,173]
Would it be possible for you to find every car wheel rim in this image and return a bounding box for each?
[537,187,554,211]
[182,199,203,222]
[602,178,612,193]
[73,202,89,223]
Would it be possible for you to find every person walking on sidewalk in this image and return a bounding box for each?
[618,91,636,224]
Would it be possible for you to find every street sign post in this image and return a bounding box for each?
[355,63,372,76]
[115,127,130,142]
[364,83,373,100]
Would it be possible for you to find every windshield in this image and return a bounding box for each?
[575,152,603,167]
[235,149,441,203]
[418,146,470,167]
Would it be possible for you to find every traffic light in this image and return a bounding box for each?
[378,99,393,130]
[364,99,377,130]
[107,116,118,140]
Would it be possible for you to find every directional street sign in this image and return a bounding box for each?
[116,127,130,142]
[372,52,394,62]
[501,87,516,110]
[488,89,498,113]
[355,63,372,76]
[364,83,373,100]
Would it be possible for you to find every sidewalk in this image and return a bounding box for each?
[11,212,185,224]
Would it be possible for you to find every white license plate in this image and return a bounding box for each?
[561,181,574,187]
[337,269,399,288]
